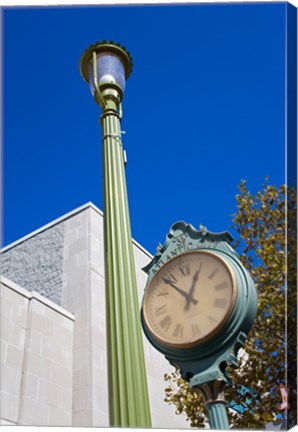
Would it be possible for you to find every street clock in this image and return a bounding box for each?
[141,222,258,385]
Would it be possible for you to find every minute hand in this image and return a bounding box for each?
[163,278,198,305]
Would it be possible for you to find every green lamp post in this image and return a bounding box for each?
[80,41,151,428]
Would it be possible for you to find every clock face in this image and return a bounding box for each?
[143,250,237,348]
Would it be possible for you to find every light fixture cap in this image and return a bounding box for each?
[80,40,133,85]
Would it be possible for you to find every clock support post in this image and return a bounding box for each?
[177,329,247,429]
[193,380,230,429]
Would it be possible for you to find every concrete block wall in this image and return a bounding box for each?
[0,277,74,426]
[1,223,64,305]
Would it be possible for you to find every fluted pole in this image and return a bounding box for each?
[194,380,230,429]
[206,401,230,429]
[100,103,151,427]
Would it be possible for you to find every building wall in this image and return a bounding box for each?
[0,277,74,425]
[1,222,64,305]
[61,204,108,426]
[1,203,189,428]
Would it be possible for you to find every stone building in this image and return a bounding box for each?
[0,203,189,428]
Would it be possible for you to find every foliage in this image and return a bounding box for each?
[164,180,297,429]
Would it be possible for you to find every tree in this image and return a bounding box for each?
[164,180,297,429]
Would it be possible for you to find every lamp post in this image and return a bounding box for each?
[80,41,151,428]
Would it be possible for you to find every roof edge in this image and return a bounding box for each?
[1,202,153,259]
[1,202,101,253]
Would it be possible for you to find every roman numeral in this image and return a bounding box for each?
[163,274,177,284]
[173,323,183,338]
[215,281,228,291]
[208,315,218,324]
[191,323,201,337]
[208,268,219,279]
[159,315,172,331]
[179,263,191,277]
[155,305,167,316]
[157,291,169,297]
[214,298,228,309]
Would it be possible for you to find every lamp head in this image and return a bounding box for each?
[80,41,133,108]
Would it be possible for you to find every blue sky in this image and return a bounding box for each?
[2,2,288,254]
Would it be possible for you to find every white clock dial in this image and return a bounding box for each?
[143,250,237,348]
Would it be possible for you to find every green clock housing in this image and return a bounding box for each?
[141,222,258,386]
